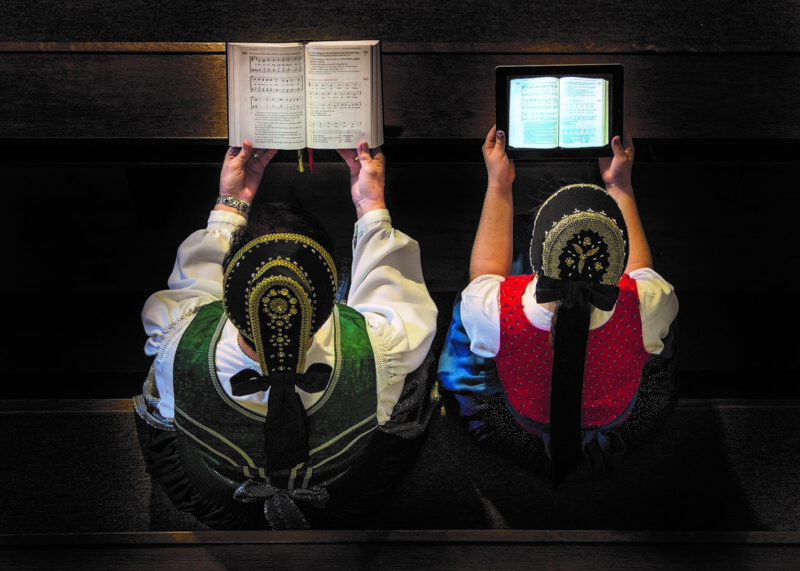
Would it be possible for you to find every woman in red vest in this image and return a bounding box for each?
[439,126,679,488]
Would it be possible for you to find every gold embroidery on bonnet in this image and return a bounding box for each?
[223,233,338,376]
[543,210,626,286]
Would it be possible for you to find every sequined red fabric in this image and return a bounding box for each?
[496,274,649,428]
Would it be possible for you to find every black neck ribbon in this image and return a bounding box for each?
[535,276,619,489]
[230,364,332,473]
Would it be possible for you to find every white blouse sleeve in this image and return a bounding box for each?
[141,209,246,357]
[628,267,680,355]
[346,209,439,421]
[459,274,505,358]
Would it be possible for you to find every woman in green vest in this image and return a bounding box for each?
[135,141,438,530]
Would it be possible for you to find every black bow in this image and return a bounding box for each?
[230,364,332,472]
[230,363,331,397]
[536,275,620,311]
[234,479,330,530]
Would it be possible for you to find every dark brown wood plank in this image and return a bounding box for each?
[0,42,226,53]
[1,0,797,53]
[0,399,134,413]
[4,528,800,545]
[2,531,800,570]
[0,53,227,139]
[1,51,799,140]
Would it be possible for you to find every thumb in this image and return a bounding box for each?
[356,141,371,162]
[611,134,632,159]
[239,140,253,161]
[225,141,253,166]
[495,129,507,153]
[613,133,634,161]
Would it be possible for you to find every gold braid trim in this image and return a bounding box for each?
[249,275,314,375]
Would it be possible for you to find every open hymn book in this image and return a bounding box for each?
[226,40,383,150]
[509,76,609,149]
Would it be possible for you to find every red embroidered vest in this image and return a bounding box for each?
[496,274,649,428]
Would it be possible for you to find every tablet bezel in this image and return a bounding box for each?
[496,64,624,160]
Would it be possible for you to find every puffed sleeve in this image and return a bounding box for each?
[346,209,438,422]
[629,267,679,355]
[141,209,246,357]
[459,274,505,358]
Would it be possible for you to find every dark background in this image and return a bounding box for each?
[1,0,798,399]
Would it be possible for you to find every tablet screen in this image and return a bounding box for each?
[496,64,623,159]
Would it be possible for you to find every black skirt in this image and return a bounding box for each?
[445,344,679,482]
[135,414,427,530]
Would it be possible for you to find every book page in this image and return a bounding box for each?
[227,43,306,149]
[508,77,560,149]
[557,77,609,148]
[304,41,379,149]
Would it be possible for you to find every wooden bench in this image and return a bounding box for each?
[3,530,800,569]
[1,398,799,567]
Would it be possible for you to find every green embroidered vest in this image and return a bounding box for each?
[173,301,378,489]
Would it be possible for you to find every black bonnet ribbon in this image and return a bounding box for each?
[230,364,332,473]
[536,275,620,312]
[536,276,619,489]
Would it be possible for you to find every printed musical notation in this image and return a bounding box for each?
[248,54,303,75]
[309,89,363,100]
[308,80,362,100]
[245,54,305,113]
[308,101,362,115]
[559,126,602,145]
[307,80,364,117]
[520,82,557,98]
[561,104,600,121]
[250,95,303,113]
[518,82,558,122]
[250,76,303,94]
[310,119,366,145]
[310,119,362,132]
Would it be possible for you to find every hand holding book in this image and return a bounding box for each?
[338,141,386,219]
[217,140,277,213]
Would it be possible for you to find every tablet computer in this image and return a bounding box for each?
[496,64,623,159]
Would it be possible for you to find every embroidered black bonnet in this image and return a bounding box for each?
[223,233,337,376]
[530,183,628,286]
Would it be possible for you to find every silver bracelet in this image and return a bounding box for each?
[216,195,251,215]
